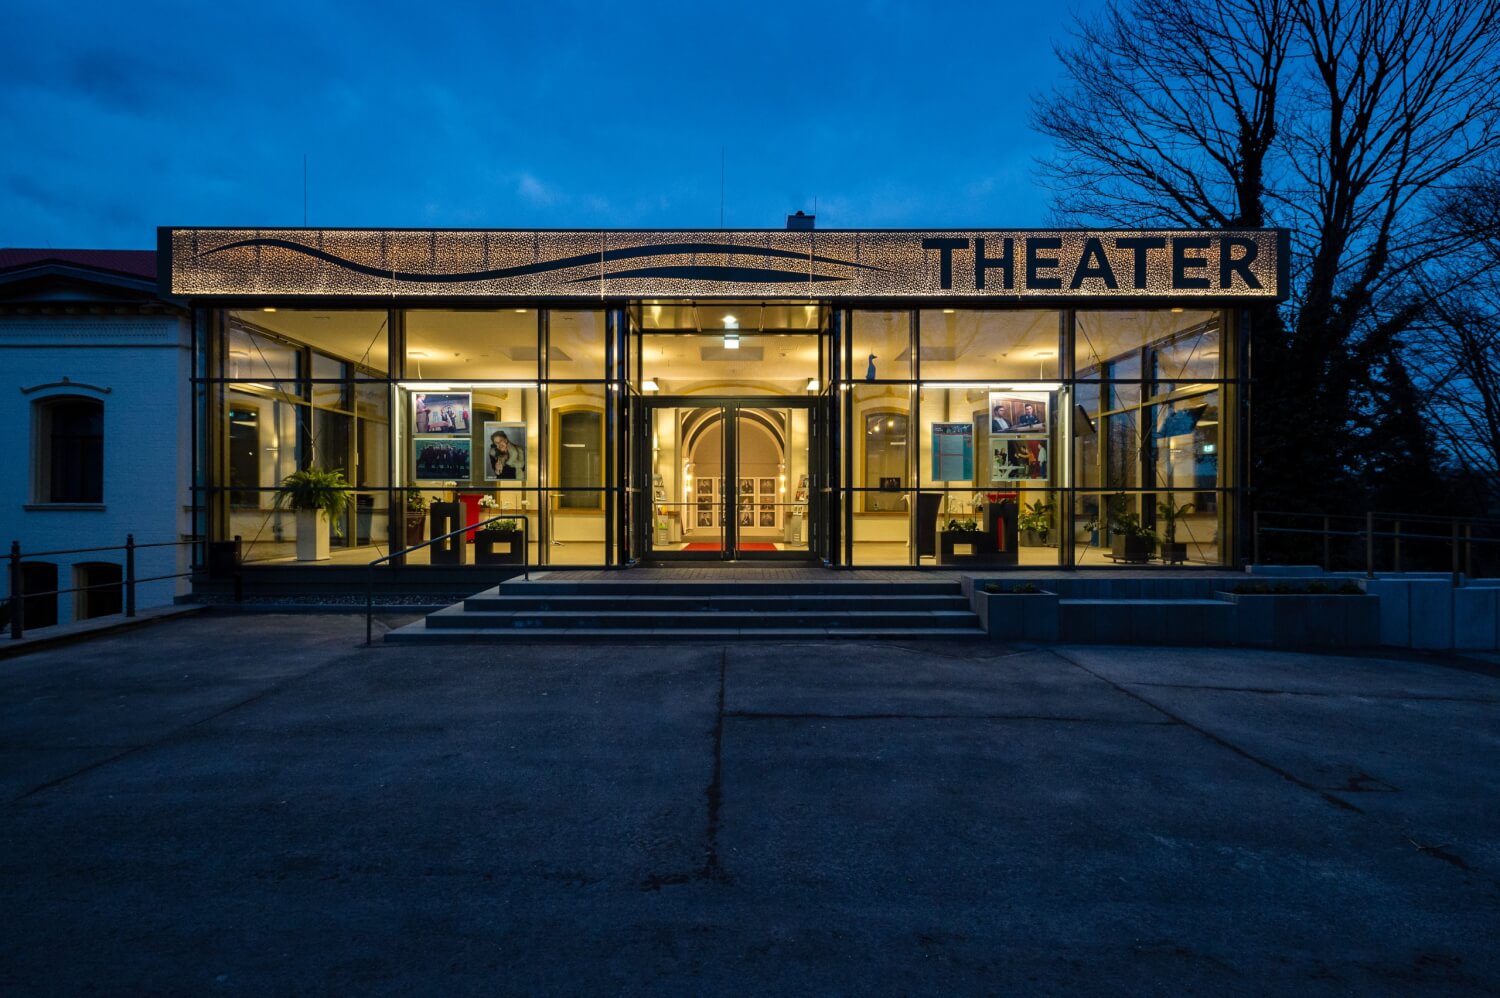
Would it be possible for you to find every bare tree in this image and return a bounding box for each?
[1408,170,1500,509]
[1033,0,1500,512]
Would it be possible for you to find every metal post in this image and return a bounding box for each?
[232,534,243,603]
[8,540,21,640]
[1365,511,1375,579]
[1393,521,1402,574]
[1452,519,1462,588]
[366,564,374,647]
[125,534,137,618]
[1252,510,1261,566]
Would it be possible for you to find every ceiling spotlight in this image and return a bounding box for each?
[724,332,740,349]
[807,378,819,392]
[262,307,277,313]
[642,379,659,392]
[942,308,956,314]
[514,308,527,314]
[723,314,738,329]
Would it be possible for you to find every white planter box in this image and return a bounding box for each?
[295,508,331,562]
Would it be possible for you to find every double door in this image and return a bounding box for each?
[637,398,823,562]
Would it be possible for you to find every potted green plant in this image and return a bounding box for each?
[474,517,524,565]
[1104,492,1155,564]
[273,468,352,562]
[1018,499,1056,547]
[404,491,428,547]
[1157,496,1194,564]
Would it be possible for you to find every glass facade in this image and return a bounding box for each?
[194,302,1240,569]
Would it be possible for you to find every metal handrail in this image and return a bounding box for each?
[1251,510,1497,584]
[365,513,530,645]
[7,535,201,640]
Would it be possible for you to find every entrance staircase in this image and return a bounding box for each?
[384,576,985,642]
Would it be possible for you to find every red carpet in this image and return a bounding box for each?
[680,542,778,552]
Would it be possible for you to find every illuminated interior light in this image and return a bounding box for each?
[642,379,660,391]
[942,308,956,314]
[724,332,740,349]
[806,378,819,391]
[262,307,277,313]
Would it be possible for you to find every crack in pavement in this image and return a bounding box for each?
[641,647,731,891]
[1046,648,1363,814]
[6,649,363,807]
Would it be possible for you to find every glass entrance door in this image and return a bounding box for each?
[639,399,816,562]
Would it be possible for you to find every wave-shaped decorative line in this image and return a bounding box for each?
[198,237,880,284]
[572,265,847,284]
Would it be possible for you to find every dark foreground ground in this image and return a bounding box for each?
[1,615,1498,996]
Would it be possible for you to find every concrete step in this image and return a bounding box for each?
[385,622,988,643]
[462,594,972,613]
[492,579,963,597]
[425,607,980,630]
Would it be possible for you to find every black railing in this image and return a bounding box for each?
[365,515,530,645]
[6,535,199,640]
[1251,511,1500,584]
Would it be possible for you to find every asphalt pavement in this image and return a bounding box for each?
[1,614,1497,995]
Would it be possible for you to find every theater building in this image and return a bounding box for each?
[161,224,1286,571]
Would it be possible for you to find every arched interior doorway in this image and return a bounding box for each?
[640,400,815,561]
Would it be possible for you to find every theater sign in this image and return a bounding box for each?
[162,228,1287,301]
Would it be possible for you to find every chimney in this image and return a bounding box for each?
[785,210,815,231]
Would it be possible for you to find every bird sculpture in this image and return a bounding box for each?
[865,353,877,381]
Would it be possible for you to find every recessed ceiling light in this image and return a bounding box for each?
[724,332,740,349]
[262,307,277,313]
[514,308,527,313]
[723,315,738,329]
[942,308,956,314]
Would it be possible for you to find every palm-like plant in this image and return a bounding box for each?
[273,468,353,537]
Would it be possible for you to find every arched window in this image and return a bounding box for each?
[34,397,103,503]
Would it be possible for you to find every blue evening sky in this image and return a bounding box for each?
[1,0,1099,249]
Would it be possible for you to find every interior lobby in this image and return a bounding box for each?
[204,300,1233,570]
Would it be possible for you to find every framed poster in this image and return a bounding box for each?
[414,437,471,480]
[988,392,1048,435]
[739,477,754,495]
[758,477,775,494]
[699,477,714,496]
[758,509,775,527]
[930,422,974,481]
[413,392,471,434]
[481,422,527,481]
[738,509,754,526]
[991,439,1048,481]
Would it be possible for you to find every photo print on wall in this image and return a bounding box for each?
[482,422,527,481]
[988,393,1048,435]
[414,392,472,434]
[991,439,1049,481]
[414,437,472,480]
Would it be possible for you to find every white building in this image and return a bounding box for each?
[0,250,192,632]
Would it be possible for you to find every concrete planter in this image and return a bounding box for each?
[295,508,331,562]
[1111,535,1154,563]
[1219,591,1380,647]
[975,589,1059,641]
[403,512,426,548]
[474,529,524,566]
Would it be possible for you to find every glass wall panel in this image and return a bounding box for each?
[1075,309,1220,378]
[849,385,912,564]
[404,310,538,381]
[547,384,607,564]
[548,310,607,380]
[229,309,389,375]
[852,311,912,381]
[639,333,819,395]
[917,309,1060,380]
